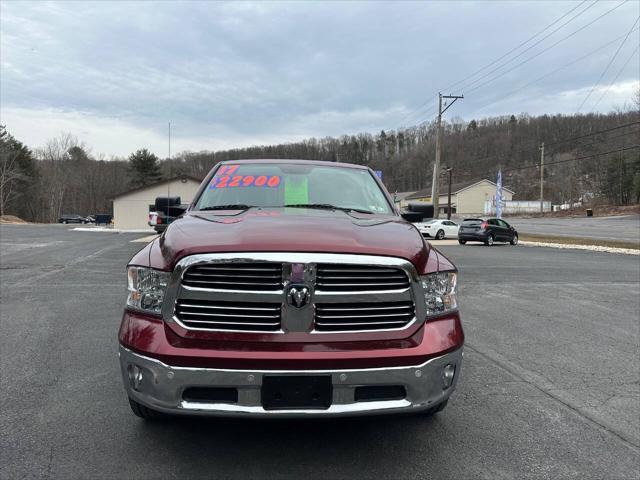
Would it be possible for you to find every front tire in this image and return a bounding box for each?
[510,234,518,245]
[128,397,164,420]
[436,229,445,240]
[458,239,466,245]
[485,234,494,246]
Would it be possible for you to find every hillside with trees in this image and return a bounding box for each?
[1,107,638,223]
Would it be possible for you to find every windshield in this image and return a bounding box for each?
[194,163,393,214]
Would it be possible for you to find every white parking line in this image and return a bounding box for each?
[130,235,159,243]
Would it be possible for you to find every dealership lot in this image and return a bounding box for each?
[1,224,638,479]
[512,214,640,243]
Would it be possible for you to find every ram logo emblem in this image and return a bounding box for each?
[286,285,310,308]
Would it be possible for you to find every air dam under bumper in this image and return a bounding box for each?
[120,345,463,417]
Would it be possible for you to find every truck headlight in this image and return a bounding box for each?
[420,272,457,316]
[127,266,170,314]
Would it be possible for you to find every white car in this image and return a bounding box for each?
[414,219,459,239]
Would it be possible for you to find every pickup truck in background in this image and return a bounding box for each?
[119,159,464,419]
[148,196,187,233]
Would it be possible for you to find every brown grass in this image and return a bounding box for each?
[520,233,640,250]
[0,215,28,224]
[508,204,639,219]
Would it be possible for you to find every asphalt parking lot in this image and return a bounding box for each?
[1,224,639,479]
[511,214,640,243]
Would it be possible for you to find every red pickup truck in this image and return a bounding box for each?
[119,159,463,419]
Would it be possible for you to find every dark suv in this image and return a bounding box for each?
[58,214,89,224]
[458,218,518,246]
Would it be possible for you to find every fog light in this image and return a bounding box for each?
[128,364,144,391]
[442,364,456,389]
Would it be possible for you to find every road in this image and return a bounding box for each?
[508,214,640,243]
[1,224,639,479]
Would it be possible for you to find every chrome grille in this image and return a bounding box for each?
[315,301,415,331]
[167,253,423,335]
[182,263,283,291]
[315,264,410,292]
[175,299,281,331]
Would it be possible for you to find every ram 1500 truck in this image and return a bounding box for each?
[119,159,463,419]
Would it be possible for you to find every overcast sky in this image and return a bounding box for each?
[1,0,638,157]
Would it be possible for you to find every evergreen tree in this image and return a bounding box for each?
[128,148,162,188]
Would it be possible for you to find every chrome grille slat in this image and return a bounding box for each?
[182,262,283,291]
[186,272,281,279]
[316,264,410,293]
[178,302,279,312]
[316,312,411,319]
[175,299,282,331]
[318,305,413,312]
[316,282,408,287]
[315,320,409,326]
[315,301,415,332]
[180,319,281,327]
[179,311,279,319]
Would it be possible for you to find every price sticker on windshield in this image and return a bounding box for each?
[209,166,281,189]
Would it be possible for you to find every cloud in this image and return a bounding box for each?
[1,0,638,155]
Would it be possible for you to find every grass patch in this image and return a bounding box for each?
[519,233,640,250]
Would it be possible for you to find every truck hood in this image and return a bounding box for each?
[155,208,429,271]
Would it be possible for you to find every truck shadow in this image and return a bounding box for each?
[138,413,449,476]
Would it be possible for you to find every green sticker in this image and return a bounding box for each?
[284,177,308,204]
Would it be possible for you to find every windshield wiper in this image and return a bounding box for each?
[199,204,254,211]
[284,203,374,214]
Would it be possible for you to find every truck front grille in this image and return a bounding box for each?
[315,264,410,292]
[315,301,415,331]
[182,263,283,291]
[169,253,422,334]
[175,299,281,331]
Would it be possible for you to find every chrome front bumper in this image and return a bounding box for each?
[119,345,463,417]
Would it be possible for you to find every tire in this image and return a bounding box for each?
[128,397,164,420]
[458,239,466,245]
[63,220,68,224]
[435,229,445,240]
[510,234,518,245]
[422,399,449,416]
[485,234,494,246]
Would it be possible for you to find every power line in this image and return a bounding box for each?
[458,0,599,93]
[397,0,592,129]
[592,43,640,110]
[576,16,640,113]
[463,0,631,96]
[547,129,640,156]
[469,28,639,115]
[441,1,591,92]
[454,121,640,173]
[504,145,639,173]
[464,144,639,181]
[544,120,640,148]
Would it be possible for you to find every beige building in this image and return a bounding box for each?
[112,176,202,230]
[404,179,514,216]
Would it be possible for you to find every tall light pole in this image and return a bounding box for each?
[433,93,463,218]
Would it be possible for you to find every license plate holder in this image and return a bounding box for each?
[261,375,332,410]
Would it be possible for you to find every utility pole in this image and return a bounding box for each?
[433,93,463,218]
[167,122,171,200]
[539,142,544,214]
[444,167,453,220]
